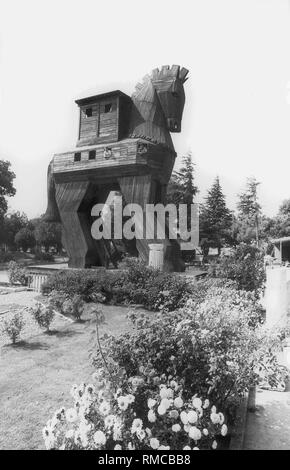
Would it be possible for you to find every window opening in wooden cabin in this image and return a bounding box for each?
[89,150,96,160]
[104,103,112,113]
[85,108,93,117]
[74,152,81,162]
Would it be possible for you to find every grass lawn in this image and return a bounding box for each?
[0,304,134,450]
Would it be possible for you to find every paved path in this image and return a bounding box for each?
[244,385,290,449]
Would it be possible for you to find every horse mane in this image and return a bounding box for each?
[132,65,189,97]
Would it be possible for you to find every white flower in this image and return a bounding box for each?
[148,409,157,423]
[93,430,106,446]
[184,424,191,433]
[127,394,135,404]
[219,412,225,425]
[113,418,122,441]
[65,408,78,423]
[137,429,146,441]
[159,445,170,450]
[221,424,228,436]
[157,404,167,416]
[117,396,129,411]
[180,411,189,424]
[183,446,191,450]
[174,397,183,408]
[187,410,198,424]
[166,388,174,399]
[146,428,152,437]
[114,444,122,450]
[131,418,143,434]
[169,410,179,419]
[150,438,160,449]
[170,380,178,390]
[160,398,171,410]
[65,429,75,439]
[211,405,217,414]
[172,424,181,432]
[99,401,110,416]
[160,388,169,399]
[203,399,210,409]
[128,442,135,450]
[189,426,202,441]
[203,428,209,436]
[104,414,115,428]
[212,440,218,450]
[210,413,220,425]
[192,397,202,409]
[148,398,157,409]
[193,447,199,450]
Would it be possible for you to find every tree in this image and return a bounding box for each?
[167,152,198,207]
[0,160,16,220]
[236,177,261,245]
[15,227,36,252]
[0,212,28,249]
[199,176,233,252]
[34,220,62,252]
[262,199,290,240]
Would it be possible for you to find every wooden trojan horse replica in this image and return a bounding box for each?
[44,65,189,271]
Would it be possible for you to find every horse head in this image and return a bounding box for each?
[151,65,189,133]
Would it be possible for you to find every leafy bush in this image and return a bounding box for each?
[41,269,109,300]
[31,302,55,332]
[48,290,69,314]
[42,261,192,312]
[43,376,228,450]
[0,251,14,264]
[34,252,54,262]
[8,261,30,286]
[2,311,25,344]
[62,295,85,322]
[212,243,266,293]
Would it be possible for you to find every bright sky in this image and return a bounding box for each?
[0,0,290,218]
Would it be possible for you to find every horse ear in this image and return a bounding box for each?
[151,68,160,79]
[179,67,189,82]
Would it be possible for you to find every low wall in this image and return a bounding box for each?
[265,267,290,328]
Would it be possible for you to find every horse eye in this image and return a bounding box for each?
[172,92,179,98]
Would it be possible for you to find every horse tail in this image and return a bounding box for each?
[43,160,61,222]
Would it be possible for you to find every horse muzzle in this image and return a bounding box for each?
[167,118,181,133]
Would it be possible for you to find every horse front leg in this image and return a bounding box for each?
[54,181,105,268]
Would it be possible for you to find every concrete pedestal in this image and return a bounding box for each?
[148,244,164,270]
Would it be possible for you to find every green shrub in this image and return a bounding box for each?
[31,302,55,332]
[41,261,192,312]
[41,269,109,301]
[8,261,30,286]
[62,294,85,321]
[34,252,54,262]
[0,251,14,263]
[3,311,25,344]
[48,290,69,314]
[212,243,266,293]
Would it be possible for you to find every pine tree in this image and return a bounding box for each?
[236,177,261,245]
[200,176,232,251]
[166,152,198,206]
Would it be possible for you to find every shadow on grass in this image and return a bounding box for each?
[48,329,83,338]
[3,340,49,350]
